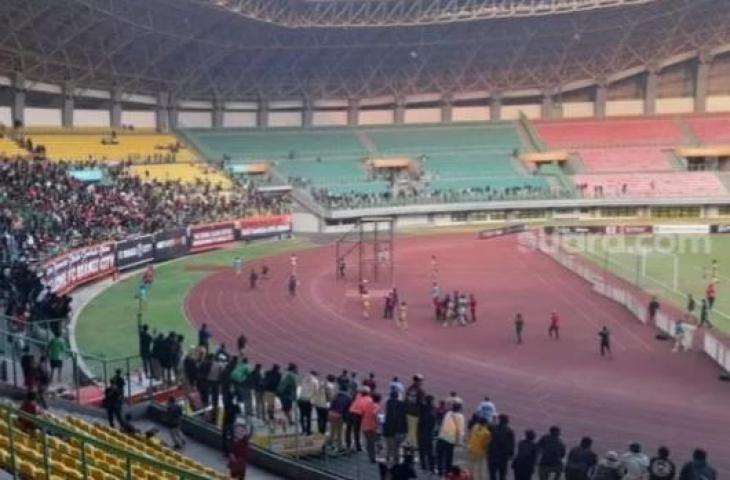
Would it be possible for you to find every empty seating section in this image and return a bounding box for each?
[0,404,223,480]
[127,163,232,188]
[535,118,684,148]
[185,128,365,162]
[572,172,728,198]
[0,137,27,157]
[577,147,673,173]
[25,132,197,162]
[688,115,730,144]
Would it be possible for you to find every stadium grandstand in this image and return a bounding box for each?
[1,0,730,479]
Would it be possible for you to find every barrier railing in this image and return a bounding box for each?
[522,231,721,360]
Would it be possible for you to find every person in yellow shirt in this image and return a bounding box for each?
[468,417,492,480]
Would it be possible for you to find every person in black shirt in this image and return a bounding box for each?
[537,426,566,480]
[649,446,676,480]
[103,383,124,428]
[489,414,516,480]
[648,297,660,324]
[598,326,611,358]
[512,430,538,480]
[198,323,211,350]
[138,324,152,377]
[418,395,436,474]
[565,437,598,480]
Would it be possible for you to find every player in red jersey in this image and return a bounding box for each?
[548,311,560,340]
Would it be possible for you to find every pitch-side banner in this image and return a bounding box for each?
[239,215,291,239]
[189,221,237,252]
[653,224,710,235]
[153,228,189,261]
[478,224,526,239]
[544,225,607,235]
[115,235,154,271]
[43,242,116,293]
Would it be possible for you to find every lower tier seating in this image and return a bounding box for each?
[127,163,232,189]
[572,172,728,198]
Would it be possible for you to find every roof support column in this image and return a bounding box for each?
[156,92,169,132]
[257,98,269,128]
[394,96,406,124]
[347,98,359,126]
[63,82,75,128]
[11,72,25,128]
[110,87,122,129]
[441,93,453,123]
[595,80,608,119]
[489,92,502,121]
[644,68,658,115]
[695,53,711,114]
[302,96,314,128]
[212,98,224,128]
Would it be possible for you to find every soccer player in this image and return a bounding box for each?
[430,255,438,278]
[711,259,719,281]
[397,302,408,330]
[233,257,243,275]
[290,254,297,275]
[648,296,660,323]
[383,292,393,320]
[469,294,477,323]
[249,269,258,290]
[598,326,611,357]
[288,274,298,298]
[515,314,525,344]
[338,258,346,279]
[361,288,370,319]
[548,311,560,340]
[142,265,155,286]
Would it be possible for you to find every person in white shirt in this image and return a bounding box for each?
[298,371,320,436]
[436,399,465,476]
[621,443,650,480]
[313,374,335,435]
[389,377,405,400]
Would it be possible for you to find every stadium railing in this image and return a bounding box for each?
[0,403,217,479]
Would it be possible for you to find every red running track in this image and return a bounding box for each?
[185,233,730,473]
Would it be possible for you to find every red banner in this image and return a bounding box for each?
[239,215,291,239]
[43,242,116,294]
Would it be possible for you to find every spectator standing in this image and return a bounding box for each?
[404,374,425,447]
[328,384,352,453]
[565,437,598,480]
[313,374,335,435]
[383,389,408,466]
[648,297,660,324]
[298,370,319,435]
[347,386,372,452]
[103,383,123,428]
[475,396,497,424]
[489,414,516,480]
[262,364,281,423]
[592,452,622,480]
[249,364,264,420]
[35,356,51,409]
[277,363,298,428]
[418,395,437,475]
[467,416,492,480]
[512,430,538,480]
[47,333,67,383]
[138,324,152,377]
[436,399,465,476]
[362,393,381,463]
[228,423,254,480]
[678,449,715,480]
[649,446,676,480]
[537,426,566,480]
[621,443,650,480]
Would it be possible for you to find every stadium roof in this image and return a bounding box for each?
[0,0,727,101]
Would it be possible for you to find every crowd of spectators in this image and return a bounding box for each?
[123,323,719,480]
[0,155,289,332]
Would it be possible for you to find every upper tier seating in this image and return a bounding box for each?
[0,137,28,157]
[185,124,543,196]
[572,172,728,198]
[536,118,684,148]
[127,163,232,189]
[25,131,197,162]
[687,115,730,144]
[0,403,224,480]
[576,147,674,173]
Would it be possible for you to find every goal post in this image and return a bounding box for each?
[334,217,395,286]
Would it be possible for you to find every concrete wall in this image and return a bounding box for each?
[222,111,257,127]
[359,109,395,125]
[404,107,441,124]
[73,109,111,127]
[178,111,212,128]
[120,110,156,128]
[312,110,348,126]
[452,106,490,122]
[26,107,62,127]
